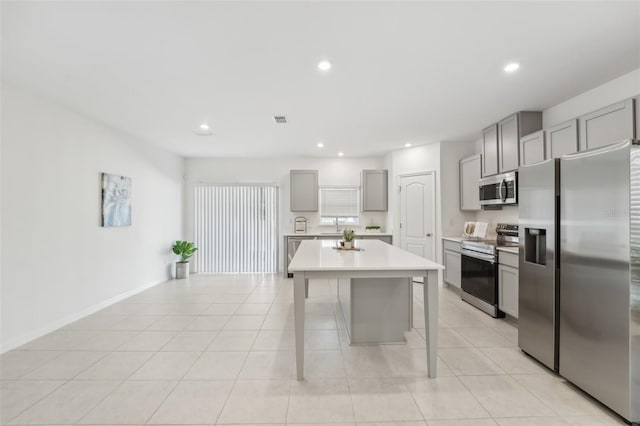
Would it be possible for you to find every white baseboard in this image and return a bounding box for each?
[0,278,165,354]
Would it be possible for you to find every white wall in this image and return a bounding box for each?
[543,68,640,128]
[0,83,184,352]
[184,156,387,272]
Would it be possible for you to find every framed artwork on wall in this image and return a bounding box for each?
[101,172,132,227]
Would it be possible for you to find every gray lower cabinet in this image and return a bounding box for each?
[354,234,393,244]
[498,251,518,318]
[519,130,545,166]
[290,170,318,212]
[482,124,499,177]
[545,119,578,159]
[459,154,481,211]
[578,98,635,151]
[442,240,461,289]
[361,170,388,211]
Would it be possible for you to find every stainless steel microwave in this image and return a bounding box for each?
[479,172,517,206]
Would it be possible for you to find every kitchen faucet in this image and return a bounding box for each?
[335,217,340,233]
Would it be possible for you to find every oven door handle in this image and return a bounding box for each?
[461,249,496,263]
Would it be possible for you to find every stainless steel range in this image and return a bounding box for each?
[460,223,518,317]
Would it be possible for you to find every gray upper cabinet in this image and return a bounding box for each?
[482,112,542,176]
[519,130,545,166]
[459,154,481,211]
[290,170,318,211]
[361,169,388,211]
[481,124,498,177]
[498,114,520,173]
[498,112,543,173]
[578,98,635,151]
[545,119,578,159]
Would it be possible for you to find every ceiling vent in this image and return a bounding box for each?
[273,115,287,124]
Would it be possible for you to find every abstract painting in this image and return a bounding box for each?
[101,173,132,227]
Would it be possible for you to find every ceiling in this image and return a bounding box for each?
[2,1,639,158]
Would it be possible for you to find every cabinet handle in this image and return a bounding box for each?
[426,233,432,237]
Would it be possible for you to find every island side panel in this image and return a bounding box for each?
[350,277,411,344]
[337,277,353,341]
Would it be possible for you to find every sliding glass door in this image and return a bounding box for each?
[194,184,279,273]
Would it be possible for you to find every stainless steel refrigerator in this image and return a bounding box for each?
[560,139,639,424]
[518,158,560,372]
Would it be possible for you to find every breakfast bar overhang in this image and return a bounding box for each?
[288,239,444,380]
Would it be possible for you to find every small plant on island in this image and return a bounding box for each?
[365,225,381,230]
[342,229,356,242]
[342,229,356,249]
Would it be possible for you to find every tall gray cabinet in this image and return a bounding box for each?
[290,170,318,211]
[481,124,499,177]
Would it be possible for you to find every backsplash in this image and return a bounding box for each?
[473,206,518,237]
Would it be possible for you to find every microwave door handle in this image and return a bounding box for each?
[500,179,507,202]
[497,180,503,202]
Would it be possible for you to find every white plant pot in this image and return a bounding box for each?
[176,262,189,279]
[344,241,353,249]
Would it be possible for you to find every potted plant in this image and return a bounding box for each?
[365,225,382,233]
[172,240,197,279]
[342,229,356,249]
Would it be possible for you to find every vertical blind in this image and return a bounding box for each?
[194,184,278,273]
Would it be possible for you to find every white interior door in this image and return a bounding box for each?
[399,173,436,282]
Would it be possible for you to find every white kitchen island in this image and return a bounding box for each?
[288,239,444,380]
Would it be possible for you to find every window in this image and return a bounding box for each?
[319,186,360,225]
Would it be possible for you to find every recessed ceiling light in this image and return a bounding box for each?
[317,142,324,148]
[504,62,520,73]
[318,60,332,71]
[195,124,213,136]
[338,152,344,157]
[404,143,413,148]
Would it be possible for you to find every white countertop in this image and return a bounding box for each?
[497,246,519,254]
[284,232,392,237]
[442,236,465,243]
[288,239,444,272]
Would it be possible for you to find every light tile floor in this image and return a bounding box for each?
[0,274,627,425]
